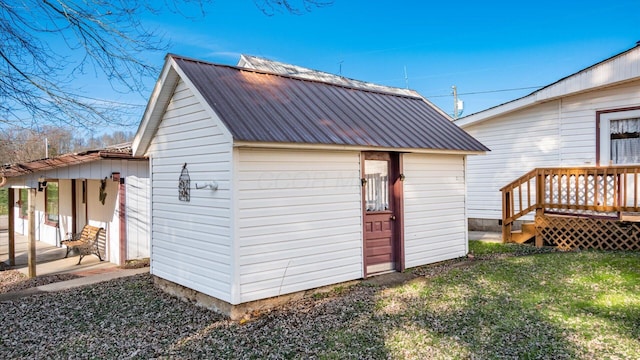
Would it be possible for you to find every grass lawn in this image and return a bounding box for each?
[1,242,639,358]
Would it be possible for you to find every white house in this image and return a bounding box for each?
[455,44,640,231]
[133,54,487,318]
[1,143,150,264]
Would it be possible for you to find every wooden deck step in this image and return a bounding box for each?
[620,212,640,222]
[510,222,535,244]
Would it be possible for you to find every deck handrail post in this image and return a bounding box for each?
[536,169,544,209]
[502,189,511,243]
[534,208,544,248]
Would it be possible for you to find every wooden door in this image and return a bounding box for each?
[362,152,402,276]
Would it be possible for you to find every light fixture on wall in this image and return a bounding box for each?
[195,181,219,191]
[37,177,48,192]
[399,174,405,181]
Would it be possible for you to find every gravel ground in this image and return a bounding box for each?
[0,270,80,294]
[0,258,478,359]
[0,273,389,359]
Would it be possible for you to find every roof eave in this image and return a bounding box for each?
[455,95,536,127]
[455,44,640,128]
[132,56,181,157]
[233,140,486,155]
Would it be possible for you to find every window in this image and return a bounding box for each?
[610,118,640,164]
[365,159,389,212]
[45,181,59,225]
[598,108,640,165]
[19,189,28,219]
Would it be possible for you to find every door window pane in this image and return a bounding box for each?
[365,160,389,212]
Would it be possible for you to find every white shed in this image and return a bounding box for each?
[1,143,150,265]
[455,44,640,231]
[133,54,487,318]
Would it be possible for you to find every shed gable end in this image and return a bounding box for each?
[147,79,235,302]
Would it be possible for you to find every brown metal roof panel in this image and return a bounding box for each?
[306,85,374,145]
[174,57,488,152]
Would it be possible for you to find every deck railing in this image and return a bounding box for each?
[501,166,640,242]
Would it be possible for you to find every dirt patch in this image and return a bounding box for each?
[119,258,150,269]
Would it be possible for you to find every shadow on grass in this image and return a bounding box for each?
[2,252,639,359]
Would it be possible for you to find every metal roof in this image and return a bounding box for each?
[174,56,488,152]
[1,143,146,178]
[238,54,421,97]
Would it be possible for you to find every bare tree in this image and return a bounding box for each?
[0,126,76,164]
[254,0,333,16]
[0,126,135,164]
[0,1,174,130]
[0,1,332,132]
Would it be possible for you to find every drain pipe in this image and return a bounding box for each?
[0,175,6,187]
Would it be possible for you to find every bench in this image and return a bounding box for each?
[61,225,105,265]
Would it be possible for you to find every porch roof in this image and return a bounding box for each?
[0,143,146,178]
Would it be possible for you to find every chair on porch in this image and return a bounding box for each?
[61,225,105,264]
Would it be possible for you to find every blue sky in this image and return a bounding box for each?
[95,0,639,127]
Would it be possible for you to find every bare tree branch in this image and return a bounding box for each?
[0,0,332,132]
[253,0,333,16]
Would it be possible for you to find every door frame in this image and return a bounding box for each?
[361,151,405,277]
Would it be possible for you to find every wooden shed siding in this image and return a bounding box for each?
[147,79,234,302]
[465,80,640,220]
[403,154,467,267]
[236,148,363,303]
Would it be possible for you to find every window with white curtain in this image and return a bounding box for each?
[365,160,389,212]
[610,118,640,164]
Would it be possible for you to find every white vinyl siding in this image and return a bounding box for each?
[236,149,362,303]
[464,101,560,220]
[9,161,149,259]
[147,79,234,302]
[463,80,640,221]
[403,154,467,267]
[12,182,68,246]
[126,175,150,259]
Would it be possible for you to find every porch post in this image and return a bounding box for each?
[27,188,36,278]
[119,178,126,265]
[7,188,15,266]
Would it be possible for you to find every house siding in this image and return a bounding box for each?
[12,180,71,247]
[236,148,362,303]
[464,80,640,221]
[146,79,234,302]
[464,102,559,220]
[403,154,468,267]
[8,159,150,260]
[126,173,150,260]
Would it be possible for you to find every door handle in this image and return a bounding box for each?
[390,215,396,220]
